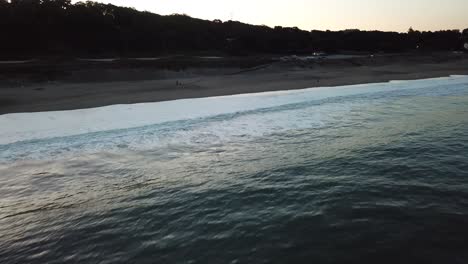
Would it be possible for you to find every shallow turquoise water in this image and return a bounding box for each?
[1,77,468,263]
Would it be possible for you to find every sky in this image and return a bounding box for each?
[72,0,468,32]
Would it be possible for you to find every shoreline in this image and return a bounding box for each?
[1,53,467,115]
[2,75,467,145]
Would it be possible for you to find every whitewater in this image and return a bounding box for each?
[1,76,468,263]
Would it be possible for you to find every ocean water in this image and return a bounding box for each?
[1,76,468,263]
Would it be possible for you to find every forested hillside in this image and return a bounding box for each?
[1,0,467,59]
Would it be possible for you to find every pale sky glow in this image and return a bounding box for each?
[72,0,468,32]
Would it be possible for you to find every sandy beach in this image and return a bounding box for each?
[1,52,467,114]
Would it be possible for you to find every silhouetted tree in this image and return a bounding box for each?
[463,28,468,38]
[463,29,468,52]
[0,0,466,59]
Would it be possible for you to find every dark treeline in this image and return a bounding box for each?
[1,0,467,59]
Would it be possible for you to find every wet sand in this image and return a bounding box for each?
[1,53,467,114]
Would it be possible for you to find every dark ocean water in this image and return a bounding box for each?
[1,77,468,263]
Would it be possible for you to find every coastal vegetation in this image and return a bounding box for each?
[1,0,467,59]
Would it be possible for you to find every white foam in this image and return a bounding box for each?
[131,57,161,61]
[197,56,224,59]
[77,58,119,62]
[1,75,467,145]
[0,59,36,64]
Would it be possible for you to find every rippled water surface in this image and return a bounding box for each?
[1,77,468,263]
